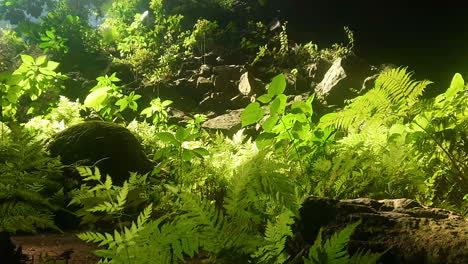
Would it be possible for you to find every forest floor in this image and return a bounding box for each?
[11,232,99,264]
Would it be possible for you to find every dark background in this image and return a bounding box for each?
[274,1,468,93]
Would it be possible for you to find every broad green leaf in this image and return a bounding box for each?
[176,127,190,141]
[318,112,337,128]
[39,68,56,76]
[241,102,265,127]
[6,74,22,85]
[20,54,35,65]
[411,113,431,131]
[6,85,21,103]
[115,98,128,111]
[0,71,11,82]
[35,55,47,66]
[182,149,196,161]
[269,94,287,115]
[192,147,210,157]
[267,73,286,96]
[157,132,178,145]
[262,113,279,132]
[128,101,138,111]
[162,100,173,107]
[140,107,153,117]
[446,73,464,98]
[255,132,276,149]
[46,61,60,71]
[257,93,274,103]
[84,86,111,110]
[291,100,312,114]
[45,30,55,39]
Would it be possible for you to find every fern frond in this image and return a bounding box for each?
[349,248,387,264]
[325,67,431,133]
[375,67,431,105]
[252,209,295,264]
[322,220,361,262]
[304,220,360,263]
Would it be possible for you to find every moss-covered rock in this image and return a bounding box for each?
[46,121,153,186]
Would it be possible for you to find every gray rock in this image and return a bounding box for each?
[238,72,265,96]
[201,109,243,134]
[315,55,372,107]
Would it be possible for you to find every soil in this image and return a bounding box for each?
[11,232,100,264]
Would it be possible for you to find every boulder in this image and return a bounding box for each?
[201,109,243,135]
[238,72,265,96]
[297,196,468,264]
[46,121,153,186]
[314,55,372,107]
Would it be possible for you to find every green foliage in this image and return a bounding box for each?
[405,73,467,214]
[323,67,432,133]
[0,126,63,233]
[242,74,335,169]
[0,29,26,72]
[0,54,66,121]
[39,28,69,54]
[155,126,210,180]
[24,95,83,141]
[140,97,173,129]
[75,144,302,263]
[304,220,385,264]
[183,18,221,57]
[69,167,152,227]
[84,73,141,121]
[320,26,355,61]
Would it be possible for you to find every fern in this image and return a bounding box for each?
[0,126,63,233]
[324,67,432,133]
[304,220,385,264]
[70,167,151,226]
[251,209,295,264]
[78,203,152,250]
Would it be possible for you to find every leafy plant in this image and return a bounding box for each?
[406,73,467,214]
[84,72,141,121]
[69,167,152,228]
[0,126,63,234]
[241,73,335,171]
[0,54,67,121]
[140,97,173,129]
[39,28,69,54]
[322,67,431,133]
[304,220,386,264]
[155,126,209,180]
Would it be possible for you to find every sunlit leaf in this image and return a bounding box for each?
[20,54,35,65]
[269,94,287,115]
[291,101,312,114]
[241,102,265,127]
[446,73,465,98]
[268,73,286,96]
[46,61,60,71]
[157,132,178,145]
[262,113,279,132]
[175,127,190,141]
[35,56,47,66]
[257,94,274,103]
[255,132,276,149]
[45,30,55,39]
[84,86,111,110]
